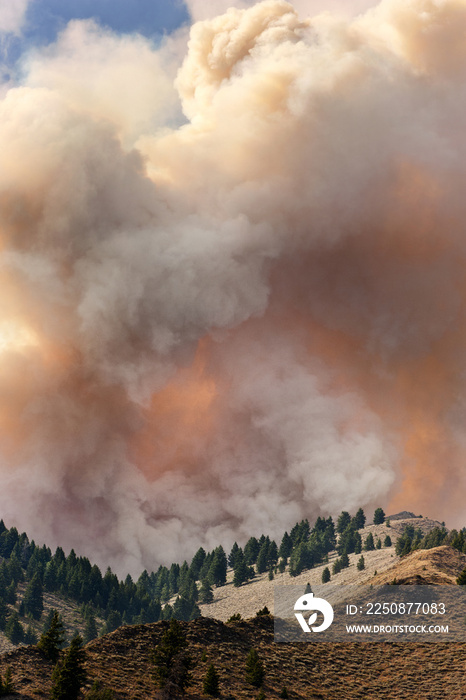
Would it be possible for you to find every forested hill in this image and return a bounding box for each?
[0,510,343,647]
[0,508,460,650]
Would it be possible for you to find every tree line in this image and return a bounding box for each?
[395,523,465,557]
[0,506,389,643]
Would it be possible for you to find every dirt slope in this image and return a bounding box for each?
[1,614,466,700]
[372,545,466,585]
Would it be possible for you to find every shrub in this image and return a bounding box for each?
[245,648,265,688]
[203,664,220,697]
[256,606,270,617]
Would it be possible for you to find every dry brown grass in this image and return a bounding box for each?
[2,604,466,699]
[199,517,444,621]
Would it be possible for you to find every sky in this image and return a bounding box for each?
[0,0,189,74]
[0,0,465,576]
[0,0,380,65]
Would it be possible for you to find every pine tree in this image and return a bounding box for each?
[189,547,206,580]
[233,553,249,588]
[267,540,278,567]
[198,556,212,583]
[42,608,63,635]
[44,561,58,592]
[290,520,310,545]
[208,547,227,587]
[179,573,198,602]
[357,555,365,571]
[332,559,342,575]
[176,562,189,593]
[203,664,220,697]
[152,620,191,694]
[38,610,64,663]
[50,635,86,700]
[198,579,214,604]
[168,563,180,596]
[289,542,312,577]
[9,555,23,584]
[245,648,265,688]
[364,533,375,551]
[0,597,8,631]
[401,538,412,557]
[244,537,260,565]
[337,523,359,555]
[321,567,331,583]
[23,572,44,620]
[256,543,268,574]
[395,528,413,556]
[162,604,173,621]
[278,532,293,560]
[2,667,13,694]
[24,623,38,645]
[161,583,170,603]
[354,532,362,554]
[83,613,98,643]
[376,538,382,550]
[172,595,201,622]
[373,508,386,525]
[457,568,466,585]
[337,511,351,534]
[104,610,122,633]
[228,542,241,568]
[5,581,16,605]
[354,508,366,529]
[5,611,23,645]
[384,535,392,547]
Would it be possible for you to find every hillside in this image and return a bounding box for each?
[0,586,103,656]
[199,516,444,620]
[0,514,464,698]
[0,514,446,650]
[372,544,466,585]
[1,613,466,699]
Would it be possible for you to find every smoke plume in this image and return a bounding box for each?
[0,0,465,574]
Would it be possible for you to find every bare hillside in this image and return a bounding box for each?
[2,614,466,699]
[200,516,444,620]
[372,545,466,585]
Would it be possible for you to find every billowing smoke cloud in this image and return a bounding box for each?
[0,0,29,35]
[0,0,465,575]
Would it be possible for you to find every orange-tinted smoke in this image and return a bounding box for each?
[131,339,218,479]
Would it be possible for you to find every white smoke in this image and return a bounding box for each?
[0,0,29,35]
